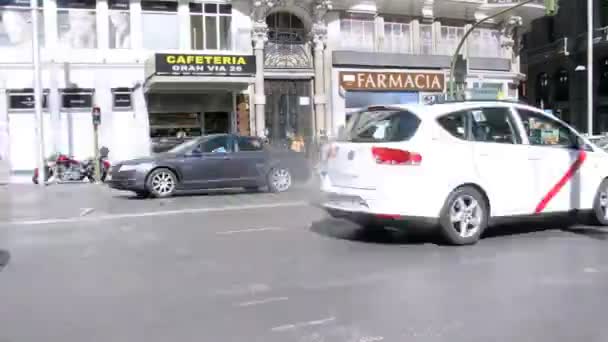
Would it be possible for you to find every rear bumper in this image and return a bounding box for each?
[319,172,444,218]
[315,192,439,228]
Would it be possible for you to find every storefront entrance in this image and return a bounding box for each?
[264,79,312,152]
[146,92,234,153]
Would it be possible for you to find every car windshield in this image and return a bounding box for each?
[166,137,203,154]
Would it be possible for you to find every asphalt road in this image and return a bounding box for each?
[1,186,608,342]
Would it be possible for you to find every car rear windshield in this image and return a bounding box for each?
[340,109,421,143]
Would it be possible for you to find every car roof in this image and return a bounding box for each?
[363,101,548,120]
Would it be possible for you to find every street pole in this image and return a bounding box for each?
[31,0,45,186]
[587,0,594,135]
[448,0,535,98]
[93,124,100,183]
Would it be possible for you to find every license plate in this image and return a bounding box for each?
[327,195,365,209]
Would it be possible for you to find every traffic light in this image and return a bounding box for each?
[545,0,559,16]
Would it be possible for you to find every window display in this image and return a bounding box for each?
[57,0,97,49]
[109,0,130,49]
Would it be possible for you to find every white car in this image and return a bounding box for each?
[320,101,608,245]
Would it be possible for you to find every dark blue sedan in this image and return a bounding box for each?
[108,134,311,198]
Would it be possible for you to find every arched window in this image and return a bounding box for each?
[266,12,305,44]
[555,69,569,101]
[536,72,550,107]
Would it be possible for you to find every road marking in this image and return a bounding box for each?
[4,201,309,226]
[236,296,288,307]
[79,208,95,217]
[216,227,287,235]
[271,317,336,332]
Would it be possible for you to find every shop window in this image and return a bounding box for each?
[112,88,132,110]
[382,17,411,53]
[339,12,375,51]
[60,88,94,109]
[190,2,232,50]
[109,0,130,49]
[554,69,569,102]
[142,1,178,50]
[0,0,44,49]
[57,0,97,49]
[7,88,48,111]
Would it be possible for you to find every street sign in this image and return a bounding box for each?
[92,106,101,126]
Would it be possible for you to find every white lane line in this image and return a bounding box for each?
[235,296,289,307]
[3,201,309,226]
[216,227,287,235]
[271,317,336,332]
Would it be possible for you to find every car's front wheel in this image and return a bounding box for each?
[438,186,489,245]
[267,167,292,193]
[146,168,178,198]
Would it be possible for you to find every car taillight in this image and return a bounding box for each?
[371,147,422,165]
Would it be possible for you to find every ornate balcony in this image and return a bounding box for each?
[264,29,313,69]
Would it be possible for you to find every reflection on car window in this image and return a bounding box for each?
[238,137,263,151]
[518,109,575,148]
[201,136,231,153]
[469,107,520,144]
[342,110,421,142]
[437,112,466,140]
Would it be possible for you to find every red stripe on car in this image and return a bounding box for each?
[534,150,587,214]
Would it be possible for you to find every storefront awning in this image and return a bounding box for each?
[144,75,254,93]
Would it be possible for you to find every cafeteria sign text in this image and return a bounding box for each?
[155,53,256,76]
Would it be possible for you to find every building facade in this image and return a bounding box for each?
[0,0,546,173]
[522,0,608,134]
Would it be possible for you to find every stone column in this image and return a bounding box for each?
[252,23,267,138]
[312,0,332,140]
[312,24,327,139]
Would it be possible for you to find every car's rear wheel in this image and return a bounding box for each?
[439,186,488,245]
[146,168,177,198]
[590,179,608,225]
[267,167,292,193]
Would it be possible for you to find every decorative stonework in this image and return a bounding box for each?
[311,22,327,51]
[252,22,269,50]
[500,16,523,60]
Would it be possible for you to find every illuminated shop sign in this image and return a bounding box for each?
[154,53,256,76]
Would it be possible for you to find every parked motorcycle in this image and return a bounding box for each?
[32,147,111,184]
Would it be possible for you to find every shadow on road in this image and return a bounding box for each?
[312,215,608,245]
[310,218,441,245]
